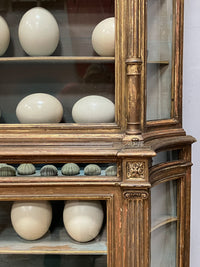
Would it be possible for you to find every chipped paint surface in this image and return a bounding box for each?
[0,226,107,255]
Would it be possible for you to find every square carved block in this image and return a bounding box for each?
[126,161,145,179]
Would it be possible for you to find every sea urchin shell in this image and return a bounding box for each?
[84,164,101,176]
[61,163,80,176]
[40,165,58,176]
[105,165,117,176]
[0,165,16,177]
[17,163,36,175]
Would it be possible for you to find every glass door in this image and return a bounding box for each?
[0,0,122,129]
[146,0,174,121]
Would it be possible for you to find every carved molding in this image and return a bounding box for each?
[127,64,142,76]
[123,191,149,200]
[127,161,145,179]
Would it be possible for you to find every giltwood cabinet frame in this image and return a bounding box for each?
[0,0,195,266]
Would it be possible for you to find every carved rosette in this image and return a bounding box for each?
[127,161,145,179]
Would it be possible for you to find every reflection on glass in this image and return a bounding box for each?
[151,181,177,267]
[151,180,177,226]
[0,255,107,267]
[152,150,180,166]
[151,222,176,267]
[147,0,173,120]
[0,201,107,266]
[1,0,114,57]
[0,63,115,124]
[0,163,117,177]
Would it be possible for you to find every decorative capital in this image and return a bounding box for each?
[127,161,145,179]
[123,191,149,200]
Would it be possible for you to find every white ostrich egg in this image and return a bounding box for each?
[16,93,63,123]
[63,200,104,242]
[0,16,10,56]
[18,7,59,56]
[92,17,115,56]
[11,201,52,240]
[72,95,115,123]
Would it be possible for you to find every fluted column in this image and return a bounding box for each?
[126,0,145,135]
[122,189,150,267]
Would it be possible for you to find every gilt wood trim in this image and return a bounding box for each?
[125,0,145,136]
[123,190,149,200]
[122,189,150,267]
[126,161,145,179]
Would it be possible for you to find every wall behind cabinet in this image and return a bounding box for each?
[183,0,200,266]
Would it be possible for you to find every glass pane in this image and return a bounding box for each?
[151,222,176,267]
[152,150,180,166]
[0,0,115,125]
[151,181,177,267]
[0,255,107,267]
[0,201,107,258]
[0,163,117,177]
[1,0,114,57]
[0,62,115,124]
[151,180,177,226]
[147,0,173,120]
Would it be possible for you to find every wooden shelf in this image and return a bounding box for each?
[0,57,115,64]
[0,225,107,255]
[147,61,169,65]
[151,215,177,232]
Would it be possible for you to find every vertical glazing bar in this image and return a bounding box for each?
[126,0,144,135]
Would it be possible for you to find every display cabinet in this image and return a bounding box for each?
[0,0,195,266]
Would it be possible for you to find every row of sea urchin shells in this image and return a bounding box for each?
[40,164,117,176]
[40,163,81,176]
[0,163,36,177]
[0,163,117,177]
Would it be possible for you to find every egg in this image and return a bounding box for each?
[18,7,59,56]
[63,200,104,243]
[92,17,115,56]
[11,201,52,240]
[16,93,63,123]
[72,95,115,123]
[0,16,10,56]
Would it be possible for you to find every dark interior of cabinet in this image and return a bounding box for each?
[0,255,107,267]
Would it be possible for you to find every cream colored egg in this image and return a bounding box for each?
[92,17,115,56]
[72,95,115,123]
[11,201,52,240]
[63,200,104,242]
[16,93,63,123]
[18,7,59,56]
[0,16,10,56]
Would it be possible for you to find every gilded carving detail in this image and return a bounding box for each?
[123,191,149,200]
[127,161,145,179]
[127,64,141,75]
